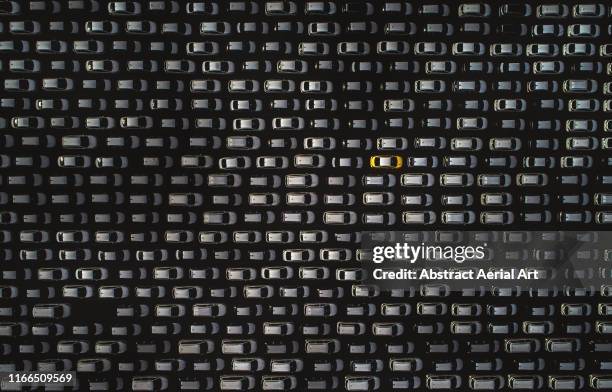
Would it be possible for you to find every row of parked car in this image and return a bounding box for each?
[4,117,609,135]
[3,59,612,75]
[0,154,604,170]
[3,1,610,18]
[0,209,605,227]
[2,97,608,115]
[4,37,612,54]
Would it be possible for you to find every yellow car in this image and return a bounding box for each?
[370,155,403,169]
